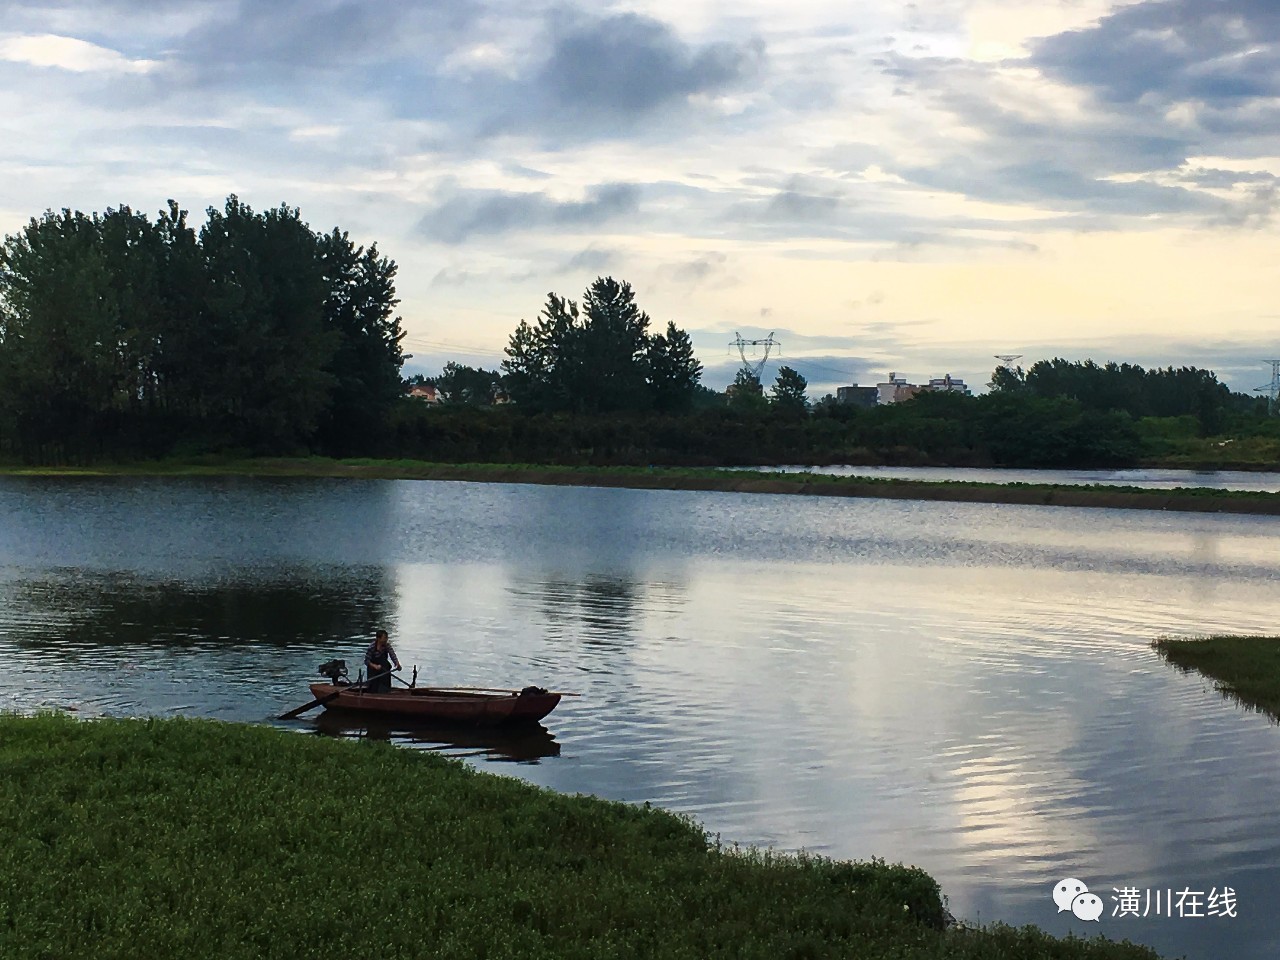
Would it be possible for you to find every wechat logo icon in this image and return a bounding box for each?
[1053,878,1103,921]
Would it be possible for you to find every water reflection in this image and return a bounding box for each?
[512,574,645,645]
[0,566,396,654]
[309,711,560,763]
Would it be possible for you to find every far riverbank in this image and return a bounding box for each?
[4,457,1280,515]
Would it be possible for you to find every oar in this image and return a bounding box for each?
[402,685,582,696]
[278,670,397,720]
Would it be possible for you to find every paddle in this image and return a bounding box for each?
[278,668,398,720]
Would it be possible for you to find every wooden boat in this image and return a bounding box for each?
[307,683,563,725]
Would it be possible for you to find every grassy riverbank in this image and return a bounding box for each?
[4,455,1280,515]
[1153,636,1280,720]
[0,715,1160,960]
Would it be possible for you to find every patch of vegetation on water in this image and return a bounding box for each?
[0,715,1161,960]
[1152,635,1280,722]
[5,456,1277,516]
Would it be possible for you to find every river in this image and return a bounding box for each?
[2,474,1278,959]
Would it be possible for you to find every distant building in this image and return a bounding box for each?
[923,374,971,396]
[876,372,922,405]
[836,385,879,407]
[407,383,440,403]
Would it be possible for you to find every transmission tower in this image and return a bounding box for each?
[989,354,1023,389]
[1256,359,1280,415]
[729,332,780,381]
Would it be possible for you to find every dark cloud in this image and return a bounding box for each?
[1032,0,1280,107]
[763,189,844,222]
[534,12,764,119]
[664,252,728,285]
[170,0,478,78]
[558,246,617,274]
[417,182,641,244]
[901,159,1213,216]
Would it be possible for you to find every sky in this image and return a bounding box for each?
[1,0,1278,396]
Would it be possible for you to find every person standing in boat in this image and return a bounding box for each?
[363,629,401,693]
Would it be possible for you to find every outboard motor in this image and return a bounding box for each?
[318,659,349,685]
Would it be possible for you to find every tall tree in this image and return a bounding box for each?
[198,196,336,450]
[0,209,120,459]
[648,321,703,413]
[502,278,701,415]
[770,365,809,416]
[727,368,767,413]
[578,277,652,413]
[315,229,406,452]
[502,293,578,411]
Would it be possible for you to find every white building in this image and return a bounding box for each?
[924,374,971,395]
[876,372,922,404]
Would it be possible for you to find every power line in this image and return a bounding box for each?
[778,357,863,381]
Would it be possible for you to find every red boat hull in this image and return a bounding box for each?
[308,684,562,725]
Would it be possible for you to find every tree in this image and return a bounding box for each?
[315,229,406,453]
[770,365,809,417]
[727,368,767,413]
[989,364,1026,393]
[0,209,121,459]
[197,196,337,450]
[0,195,410,460]
[501,294,577,411]
[502,277,702,414]
[647,321,703,413]
[437,362,501,405]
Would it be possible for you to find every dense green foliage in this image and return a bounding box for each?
[1153,635,1280,721]
[0,198,405,461]
[434,362,503,405]
[372,393,1147,468]
[502,277,702,414]
[991,358,1262,436]
[770,366,809,417]
[0,715,1162,960]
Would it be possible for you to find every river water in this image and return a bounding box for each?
[2,474,1279,959]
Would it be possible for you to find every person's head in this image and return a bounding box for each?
[375,629,388,648]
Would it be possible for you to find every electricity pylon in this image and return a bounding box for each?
[730,332,780,381]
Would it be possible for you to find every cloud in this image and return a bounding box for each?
[1031,0,1280,108]
[534,12,764,119]
[169,0,478,78]
[850,2,1280,231]
[663,251,729,286]
[0,34,157,73]
[558,246,617,274]
[417,182,642,244]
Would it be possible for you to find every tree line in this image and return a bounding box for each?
[0,197,406,460]
[2,196,1274,468]
[990,358,1260,434]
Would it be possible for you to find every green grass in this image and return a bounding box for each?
[2,455,1278,516]
[1152,635,1280,721]
[0,715,1162,960]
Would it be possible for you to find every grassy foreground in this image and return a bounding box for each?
[4,455,1280,515]
[1153,635,1280,720]
[0,715,1162,960]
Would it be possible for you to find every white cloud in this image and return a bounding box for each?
[0,34,158,73]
